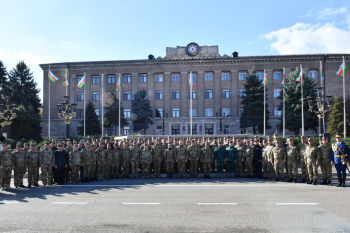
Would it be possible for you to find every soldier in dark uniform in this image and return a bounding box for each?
[54,143,68,185]
[331,133,350,187]
[253,140,263,178]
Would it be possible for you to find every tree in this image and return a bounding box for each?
[131,89,154,135]
[103,90,128,132]
[326,96,350,136]
[0,61,9,101]
[277,68,318,136]
[77,101,101,136]
[240,67,270,134]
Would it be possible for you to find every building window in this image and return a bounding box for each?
[123,91,131,100]
[222,72,229,81]
[189,91,196,99]
[172,108,180,118]
[239,89,246,98]
[172,73,180,82]
[172,125,180,135]
[205,72,213,81]
[124,74,131,83]
[274,71,282,80]
[222,108,230,117]
[256,71,264,80]
[156,74,163,82]
[124,109,131,118]
[108,128,113,136]
[77,109,83,118]
[205,125,213,135]
[223,125,229,134]
[95,109,99,116]
[205,89,213,99]
[239,72,247,80]
[124,126,130,136]
[77,92,84,101]
[239,109,244,117]
[222,89,230,99]
[92,92,99,101]
[205,108,213,117]
[156,90,163,100]
[274,88,282,98]
[172,90,180,99]
[139,74,147,83]
[156,108,164,117]
[188,124,196,135]
[77,75,84,85]
[189,109,197,117]
[189,73,196,82]
[108,75,115,83]
[309,70,317,79]
[274,107,282,116]
[92,75,99,84]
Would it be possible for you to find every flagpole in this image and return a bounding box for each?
[49,65,51,140]
[65,69,68,96]
[301,65,304,136]
[343,56,346,138]
[190,72,192,136]
[118,74,121,136]
[102,73,104,137]
[264,69,266,135]
[84,72,86,137]
[283,68,285,138]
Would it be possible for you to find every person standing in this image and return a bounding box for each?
[90,144,98,180]
[27,143,40,187]
[121,143,131,178]
[285,138,299,183]
[244,140,254,178]
[214,142,226,178]
[130,142,141,178]
[269,140,286,182]
[0,142,13,189]
[297,136,309,183]
[187,139,200,178]
[305,138,321,185]
[96,142,107,180]
[69,144,82,183]
[225,141,237,178]
[112,143,121,179]
[105,144,114,180]
[318,137,332,185]
[12,142,27,188]
[39,142,55,186]
[152,139,164,178]
[261,140,268,179]
[81,143,91,182]
[141,144,152,178]
[234,139,245,178]
[54,143,68,185]
[253,140,263,179]
[331,133,350,187]
[176,140,188,178]
[164,144,176,178]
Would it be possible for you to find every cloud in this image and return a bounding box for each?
[316,7,348,20]
[264,22,350,54]
[248,41,253,45]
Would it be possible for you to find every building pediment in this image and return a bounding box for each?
[164,43,220,59]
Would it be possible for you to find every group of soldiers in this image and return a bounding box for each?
[0,133,349,190]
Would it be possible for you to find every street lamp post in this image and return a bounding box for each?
[216,108,226,135]
[160,113,168,135]
[56,96,77,138]
[0,98,17,143]
[307,87,332,140]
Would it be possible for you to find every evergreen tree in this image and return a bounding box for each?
[326,96,350,136]
[104,90,128,132]
[77,101,101,136]
[240,67,270,134]
[131,89,154,135]
[277,68,318,136]
[0,61,9,101]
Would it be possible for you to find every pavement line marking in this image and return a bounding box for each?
[52,202,88,205]
[198,203,237,205]
[276,203,318,205]
[58,184,310,187]
[123,203,160,205]
[0,201,19,204]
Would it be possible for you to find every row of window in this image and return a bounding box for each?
[77,70,319,85]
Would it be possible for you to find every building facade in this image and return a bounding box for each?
[39,43,350,137]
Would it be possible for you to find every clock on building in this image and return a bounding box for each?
[187,43,199,56]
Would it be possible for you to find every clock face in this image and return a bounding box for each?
[187,43,199,56]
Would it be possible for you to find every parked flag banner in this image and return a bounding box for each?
[296,67,303,82]
[189,75,196,92]
[77,76,85,88]
[336,62,347,77]
[282,69,286,85]
[264,72,269,85]
[48,70,59,82]
[62,70,69,87]
[116,77,120,90]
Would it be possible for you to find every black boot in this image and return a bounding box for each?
[312,180,317,185]
[328,180,332,186]
[167,173,170,178]
[336,176,342,187]
[321,179,327,185]
[300,179,306,183]
[27,183,32,188]
[307,180,313,184]
[293,179,297,183]
[287,178,293,182]
[342,174,346,187]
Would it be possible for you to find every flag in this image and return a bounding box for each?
[48,70,59,82]
[115,77,120,91]
[296,67,303,82]
[321,63,324,80]
[264,72,269,85]
[62,70,69,87]
[189,75,196,92]
[282,69,286,85]
[77,76,85,88]
[336,62,347,77]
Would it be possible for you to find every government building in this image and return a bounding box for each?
[39,43,349,137]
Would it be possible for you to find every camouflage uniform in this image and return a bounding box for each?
[164,147,176,176]
[64,146,73,181]
[187,144,200,178]
[40,147,54,185]
[105,149,114,179]
[305,144,321,183]
[141,148,152,178]
[112,148,120,178]
[27,149,40,185]
[122,147,131,178]
[152,144,164,178]
[201,146,213,177]
[269,146,286,181]
[12,149,27,187]
[265,144,275,179]
[130,146,141,178]
[69,150,82,183]
[285,144,299,181]
[0,147,13,189]
[318,143,332,183]
[81,148,91,180]
[297,142,308,181]
[244,145,254,177]
[234,144,245,177]
[96,147,107,180]
[210,142,218,172]
[176,145,188,178]
[225,146,237,177]
[90,148,98,179]
[262,145,268,178]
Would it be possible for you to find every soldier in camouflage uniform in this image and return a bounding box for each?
[285,138,299,183]
[305,138,321,185]
[152,139,164,178]
[112,143,121,178]
[130,142,141,178]
[265,138,275,180]
[234,139,245,177]
[297,136,309,183]
[105,144,114,179]
[261,140,268,179]
[165,144,176,178]
[188,139,200,178]
[269,140,286,181]
[69,144,82,183]
[122,143,131,178]
[12,142,27,188]
[90,144,98,180]
[176,140,188,178]
[200,142,213,178]
[96,142,107,180]
[64,142,73,183]
[40,142,54,186]
[141,144,152,178]
[318,137,332,185]
[210,138,218,173]
[81,143,91,182]
[27,143,40,187]
[0,143,13,189]
[244,140,254,178]
[225,141,237,178]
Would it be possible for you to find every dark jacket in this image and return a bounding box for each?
[253,145,262,161]
[54,150,68,167]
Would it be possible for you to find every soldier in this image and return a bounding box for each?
[96,142,107,180]
[200,142,213,178]
[0,142,13,189]
[253,140,263,179]
[27,143,40,187]
[265,137,275,180]
[318,137,332,185]
[285,138,299,183]
[152,139,164,178]
[121,142,131,178]
[269,140,286,181]
[81,143,91,182]
[297,136,309,183]
[261,140,268,179]
[12,142,27,188]
[40,141,54,186]
[214,142,226,178]
[69,144,82,183]
[305,138,321,185]
[331,133,350,187]
[187,139,200,178]
[164,144,176,178]
[210,137,218,173]
[225,140,237,178]
[234,139,245,177]
[176,140,188,178]
[64,141,74,183]
[244,140,254,178]
[130,142,141,178]
[112,143,121,179]
[105,144,114,179]
[90,144,98,180]
[141,144,152,178]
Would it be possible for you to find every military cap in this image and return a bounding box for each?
[335,133,343,138]
[262,140,267,143]
[1,141,8,146]
[288,137,294,141]
[99,142,105,145]
[90,143,96,146]
[30,140,35,143]
[44,142,50,145]
[16,142,22,147]
[227,136,231,138]
[246,140,251,143]
[308,137,314,142]
[229,140,233,143]
[29,143,36,147]
[237,139,241,142]
[276,140,281,144]
[24,143,28,146]
[300,136,306,139]
[267,136,273,141]
[219,141,223,144]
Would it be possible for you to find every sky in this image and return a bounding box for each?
[1,0,350,102]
